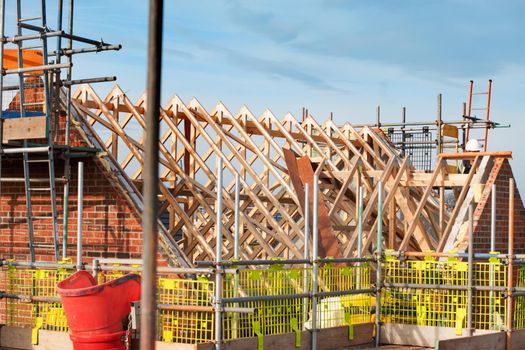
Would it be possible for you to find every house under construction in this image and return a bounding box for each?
[0,1,524,350]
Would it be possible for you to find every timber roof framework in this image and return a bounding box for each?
[65,84,513,266]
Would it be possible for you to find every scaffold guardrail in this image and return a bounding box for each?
[0,260,374,346]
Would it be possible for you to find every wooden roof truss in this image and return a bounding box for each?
[69,84,509,265]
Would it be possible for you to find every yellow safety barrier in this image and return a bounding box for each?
[2,263,373,345]
[514,266,525,330]
[4,261,72,344]
[381,256,507,332]
[222,265,304,340]
[159,277,215,344]
[221,263,373,342]
[6,259,525,345]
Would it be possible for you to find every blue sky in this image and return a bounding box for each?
[12,1,525,190]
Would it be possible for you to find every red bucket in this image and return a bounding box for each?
[57,271,141,350]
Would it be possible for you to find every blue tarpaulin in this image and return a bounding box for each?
[1,110,45,118]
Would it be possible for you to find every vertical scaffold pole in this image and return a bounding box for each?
[0,0,4,121]
[215,158,224,350]
[233,174,240,259]
[489,184,496,329]
[375,181,383,347]
[491,184,496,252]
[60,0,75,260]
[302,183,310,329]
[76,162,83,270]
[400,107,406,158]
[507,178,515,350]
[357,185,364,259]
[140,0,163,348]
[232,173,240,339]
[437,94,443,155]
[0,0,5,209]
[376,105,381,128]
[467,202,474,336]
[311,176,319,350]
[357,185,364,289]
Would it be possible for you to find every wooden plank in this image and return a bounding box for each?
[296,155,343,258]
[221,323,373,350]
[388,198,396,249]
[437,331,505,350]
[439,151,512,159]
[2,116,47,141]
[157,341,212,350]
[0,326,32,349]
[35,331,72,350]
[380,324,500,348]
[511,328,525,349]
[0,328,72,350]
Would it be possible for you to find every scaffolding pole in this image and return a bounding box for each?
[140,0,163,348]
[311,175,319,350]
[507,178,515,350]
[375,181,383,347]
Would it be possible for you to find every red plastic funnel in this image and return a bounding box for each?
[57,271,141,350]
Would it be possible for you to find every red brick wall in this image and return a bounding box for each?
[8,76,45,113]
[1,86,172,265]
[472,160,525,254]
[0,157,146,263]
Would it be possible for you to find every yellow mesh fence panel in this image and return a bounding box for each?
[381,256,507,331]
[317,264,373,327]
[6,257,519,344]
[514,267,525,330]
[158,277,215,343]
[222,265,306,340]
[221,264,373,341]
[5,266,71,332]
[96,267,215,343]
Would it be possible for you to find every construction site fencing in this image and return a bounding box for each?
[381,255,508,333]
[4,256,524,346]
[514,266,525,330]
[221,262,373,343]
[2,262,70,345]
[0,260,373,346]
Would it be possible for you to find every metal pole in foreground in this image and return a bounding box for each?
[375,181,383,347]
[311,177,319,350]
[507,178,515,350]
[357,185,364,289]
[437,94,442,155]
[357,185,364,259]
[491,184,496,252]
[302,183,310,329]
[0,0,5,217]
[76,162,83,270]
[0,0,5,121]
[400,107,406,157]
[233,174,241,259]
[215,158,224,350]
[232,172,240,339]
[140,0,163,348]
[467,203,474,336]
[61,0,74,259]
[376,105,381,128]
[489,184,496,329]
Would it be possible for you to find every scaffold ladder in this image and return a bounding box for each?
[15,0,60,261]
[466,79,493,151]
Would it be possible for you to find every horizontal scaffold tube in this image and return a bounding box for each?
[156,304,256,314]
[195,256,372,267]
[222,288,374,304]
